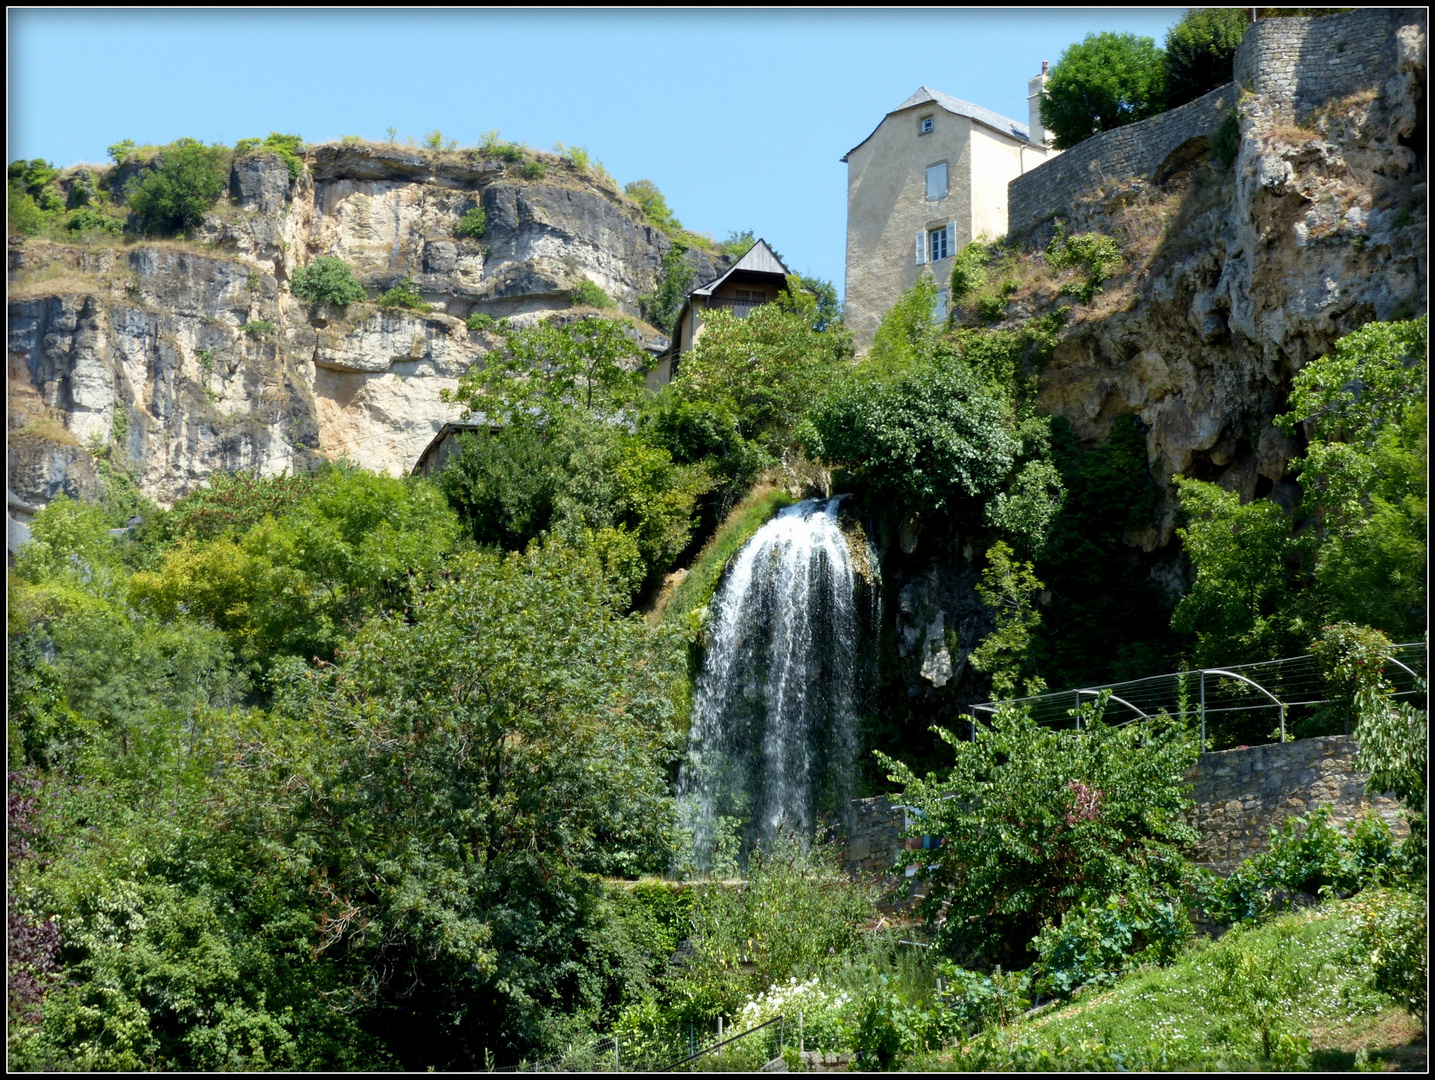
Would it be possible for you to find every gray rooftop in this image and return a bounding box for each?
[692,239,795,296]
[842,85,1030,161]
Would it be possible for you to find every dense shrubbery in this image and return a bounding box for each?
[128,138,230,235]
[289,255,366,306]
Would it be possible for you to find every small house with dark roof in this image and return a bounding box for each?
[842,74,1058,351]
[646,239,811,388]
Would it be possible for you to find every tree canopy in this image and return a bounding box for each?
[1039,32,1168,149]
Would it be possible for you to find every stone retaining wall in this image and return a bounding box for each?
[1008,84,1235,239]
[844,735,1407,879]
[1234,7,1420,126]
[1007,8,1425,238]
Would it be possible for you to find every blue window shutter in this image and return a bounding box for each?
[947,222,956,253]
[915,230,925,264]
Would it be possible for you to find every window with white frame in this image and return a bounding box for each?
[915,222,956,265]
[918,114,934,135]
[928,224,951,262]
[925,162,948,200]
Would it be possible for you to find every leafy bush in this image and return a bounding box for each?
[879,697,1200,967]
[8,159,64,236]
[948,241,989,304]
[553,141,590,171]
[519,158,547,180]
[375,276,431,312]
[1212,107,1241,168]
[639,242,695,333]
[570,279,614,308]
[1045,228,1122,303]
[479,129,526,162]
[455,205,487,239]
[1197,809,1402,926]
[289,256,366,306]
[1350,886,1426,1019]
[1165,8,1249,107]
[624,179,684,235]
[1030,887,1192,999]
[128,138,230,235]
[65,208,123,235]
[239,320,275,337]
[233,132,305,181]
[804,350,1016,519]
[465,311,498,333]
[1039,32,1168,149]
[672,297,851,455]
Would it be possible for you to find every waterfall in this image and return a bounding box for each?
[678,496,875,868]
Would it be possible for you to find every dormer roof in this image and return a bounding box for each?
[841,85,1031,162]
[691,238,794,297]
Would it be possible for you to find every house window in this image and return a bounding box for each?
[734,289,766,302]
[928,225,951,262]
[918,114,934,135]
[926,162,948,200]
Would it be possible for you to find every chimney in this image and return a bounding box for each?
[1027,62,1051,147]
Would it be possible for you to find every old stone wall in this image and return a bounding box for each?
[1235,7,1421,126]
[844,735,1407,879]
[1009,84,1236,238]
[1008,8,1425,238]
[1185,735,1406,875]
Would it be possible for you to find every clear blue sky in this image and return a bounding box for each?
[8,8,1183,298]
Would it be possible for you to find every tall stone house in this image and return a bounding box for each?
[843,71,1058,351]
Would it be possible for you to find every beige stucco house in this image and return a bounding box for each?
[842,73,1057,351]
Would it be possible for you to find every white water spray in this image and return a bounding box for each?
[678,496,875,867]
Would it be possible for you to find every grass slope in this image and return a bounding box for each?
[910,895,1425,1072]
[648,485,793,626]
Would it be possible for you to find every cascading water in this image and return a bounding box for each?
[678,496,876,868]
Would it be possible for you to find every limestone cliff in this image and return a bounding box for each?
[8,143,729,509]
[881,9,1426,719]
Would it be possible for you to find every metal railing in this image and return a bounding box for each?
[968,642,1427,747]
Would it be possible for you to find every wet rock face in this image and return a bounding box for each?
[7,143,727,508]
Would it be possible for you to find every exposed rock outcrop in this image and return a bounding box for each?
[8,143,731,506]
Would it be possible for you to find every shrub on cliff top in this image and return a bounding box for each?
[570,279,614,309]
[376,276,432,313]
[233,132,305,181]
[128,138,230,235]
[290,256,367,307]
[1039,32,1167,149]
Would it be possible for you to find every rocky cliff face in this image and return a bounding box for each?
[1033,17,1425,546]
[881,14,1425,717]
[8,143,729,509]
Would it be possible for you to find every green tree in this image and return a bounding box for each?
[878,697,1200,967]
[274,540,688,1065]
[289,256,367,307]
[1165,8,1249,106]
[128,138,230,235]
[803,348,1016,519]
[969,541,1048,699]
[1039,33,1168,149]
[444,315,647,424]
[640,241,696,334]
[669,294,852,453]
[1277,318,1426,639]
[1170,475,1310,667]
